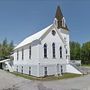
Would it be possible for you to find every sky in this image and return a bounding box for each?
[0,0,90,45]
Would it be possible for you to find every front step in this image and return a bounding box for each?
[66,64,82,74]
[69,63,88,75]
[78,66,89,75]
[66,63,88,75]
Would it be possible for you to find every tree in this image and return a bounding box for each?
[8,41,14,54]
[70,41,81,60]
[70,41,90,64]
[81,42,90,64]
[2,38,8,59]
[0,39,14,60]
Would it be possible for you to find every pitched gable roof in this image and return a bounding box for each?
[15,24,52,49]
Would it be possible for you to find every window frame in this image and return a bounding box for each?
[29,46,31,59]
[60,46,62,58]
[21,66,23,74]
[52,43,56,58]
[52,30,56,36]
[44,67,47,76]
[22,48,24,60]
[66,49,67,54]
[17,50,19,60]
[29,67,31,75]
[17,66,18,72]
[44,43,47,58]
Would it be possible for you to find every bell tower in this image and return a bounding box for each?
[54,6,68,30]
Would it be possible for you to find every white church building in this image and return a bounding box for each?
[13,6,82,77]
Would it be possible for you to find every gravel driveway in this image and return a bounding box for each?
[0,69,90,90]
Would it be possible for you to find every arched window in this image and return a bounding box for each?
[66,49,67,54]
[62,17,66,27]
[22,49,24,60]
[60,46,62,58]
[44,43,47,58]
[17,50,19,60]
[52,43,55,58]
[58,21,61,28]
[53,18,58,27]
[29,46,31,59]
[66,49,67,59]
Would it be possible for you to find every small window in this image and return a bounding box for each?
[21,66,23,74]
[17,66,18,72]
[44,44,47,58]
[22,49,24,60]
[44,67,47,76]
[64,37,66,42]
[60,46,62,58]
[66,49,67,54]
[29,67,31,75]
[66,49,67,59]
[29,46,31,59]
[66,56,67,59]
[17,50,19,60]
[52,30,56,36]
[52,43,55,58]
[61,65,63,75]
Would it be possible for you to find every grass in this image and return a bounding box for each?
[11,72,82,81]
[82,64,90,67]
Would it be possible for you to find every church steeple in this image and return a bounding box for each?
[54,6,68,30]
[55,6,63,23]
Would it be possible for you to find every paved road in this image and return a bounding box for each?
[0,69,90,90]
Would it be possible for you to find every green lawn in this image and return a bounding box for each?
[11,72,82,81]
[82,64,90,67]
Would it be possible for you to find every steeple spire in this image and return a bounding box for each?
[54,6,68,30]
[55,6,63,29]
[55,6,63,22]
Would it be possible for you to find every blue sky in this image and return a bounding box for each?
[0,0,90,44]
